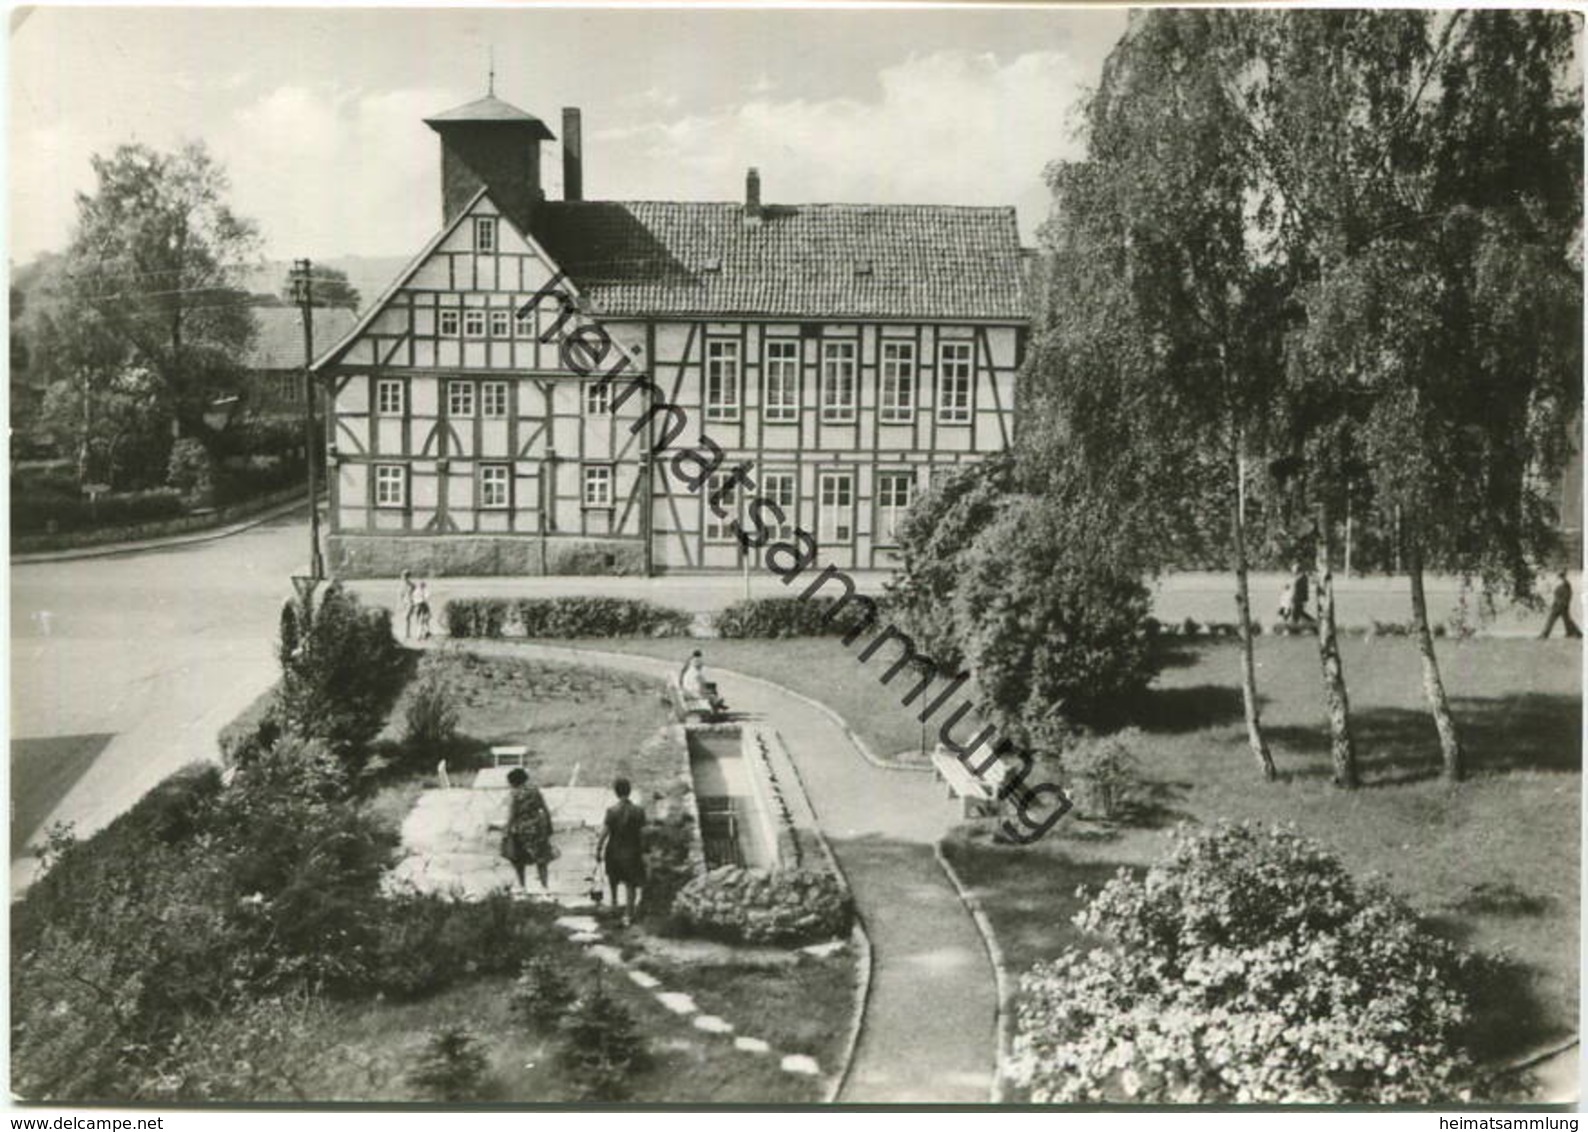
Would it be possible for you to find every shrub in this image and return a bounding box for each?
[10,486,185,535]
[713,595,885,639]
[672,866,852,946]
[512,597,691,638]
[407,1026,490,1103]
[403,655,460,750]
[556,983,649,1102]
[367,891,559,1000]
[277,583,408,764]
[166,437,215,502]
[954,496,1157,741]
[1064,730,1144,820]
[218,688,283,768]
[1011,822,1478,1104]
[510,956,579,1031]
[443,598,512,639]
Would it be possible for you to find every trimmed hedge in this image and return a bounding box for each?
[671,865,852,946]
[11,487,185,535]
[713,595,888,639]
[443,596,691,639]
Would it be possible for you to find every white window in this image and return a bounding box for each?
[514,306,535,337]
[376,379,404,416]
[464,309,487,339]
[705,340,741,421]
[583,465,613,508]
[482,381,508,418]
[880,341,916,423]
[821,341,857,423]
[586,381,611,415]
[937,341,974,423]
[876,471,915,545]
[704,472,741,542]
[374,464,406,508]
[447,381,475,417]
[818,470,854,545]
[479,464,510,509]
[490,309,511,339]
[440,309,460,338]
[475,217,497,252]
[763,339,800,422]
[759,471,797,541]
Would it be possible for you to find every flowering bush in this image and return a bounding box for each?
[672,866,852,946]
[1011,822,1478,1104]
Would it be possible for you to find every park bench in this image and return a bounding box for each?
[930,745,1008,819]
[666,673,722,722]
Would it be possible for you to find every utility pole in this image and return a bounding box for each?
[291,259,324,581]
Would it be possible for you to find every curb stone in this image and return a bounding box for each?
[934,840,1013,1104]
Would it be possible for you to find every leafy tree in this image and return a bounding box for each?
[1230,10,1581,782]
[1023,11,1285,778]
[46,142,261,454]
[280,264,360,311]
[886,451,1019,668]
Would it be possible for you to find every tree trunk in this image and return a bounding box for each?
[1406,535,1464,781]
[1314,505,1359,788]
[1230,428,1275,780]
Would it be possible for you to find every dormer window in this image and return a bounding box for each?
[854,260,873,276]
[702,256,722,273]
[475,217,497,252]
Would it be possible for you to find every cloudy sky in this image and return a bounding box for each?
[9,6,1129,266]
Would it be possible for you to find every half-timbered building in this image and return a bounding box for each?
[315,93,1028,576]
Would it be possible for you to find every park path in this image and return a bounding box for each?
[449,640,997,1104]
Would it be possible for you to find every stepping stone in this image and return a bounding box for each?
[555,915,600,934]
[693,1015,733,1035]
[570,931,602,944]
[780,1054,821,1076]
[656,991,697,1016]
[734,1037,771,1055]
[627,970,660,989]
[588,944,626,967]
[800,939,846,959]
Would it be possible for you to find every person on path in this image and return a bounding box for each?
[492,767,555,893]
[412,579,433,640]
[680,649,726,712]
[1281,563,1316,629]
[399,570,417,638]
[1539,571,1581,639]
[595,776,647,926]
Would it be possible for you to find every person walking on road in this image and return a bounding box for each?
[1280,563,1317,629]
[1539,571,1581,639]
[412,579,433,640]
[492,767,555,893]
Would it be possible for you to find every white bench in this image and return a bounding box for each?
[931,746,1007,819]
[666,673,717,722]
[489,745,529,767]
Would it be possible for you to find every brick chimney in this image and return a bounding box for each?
[745,167,762,227]
[562,107,583,202]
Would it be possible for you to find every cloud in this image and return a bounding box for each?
[217,82,466,259]
[591,50,1089,239]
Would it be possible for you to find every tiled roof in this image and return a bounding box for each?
[530,201,1027,322]
[246,306,358,371]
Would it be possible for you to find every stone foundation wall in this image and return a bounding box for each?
[328,533,646,578]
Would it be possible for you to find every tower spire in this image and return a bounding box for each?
[488,46,495,96]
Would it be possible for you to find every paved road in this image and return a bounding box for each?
[9,509,312,889]
[483,642,998,1104]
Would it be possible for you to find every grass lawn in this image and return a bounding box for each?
[554,636,939,764]
[10,732,114,853]
[382,648,676,792]
[252,932,830,1103]
[942,635,1580,1088]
